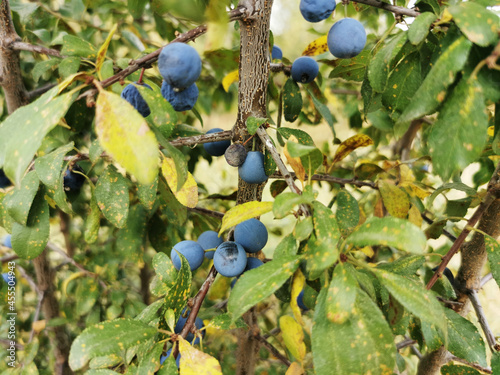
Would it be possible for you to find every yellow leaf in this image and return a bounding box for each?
[399,164,415,187]
[96,24,118,80]
[61,271,86,296]
[279,316,306,363]
[284,136,305,182]
[408,204,423,227]
[222,69,239,92]
[487,125,494,137]
[95,90,159,185]
[178,337,222,375]
[379,180,410,219]
[32,320,46,333]
[360,246,374,258]
[302,35,328,56]
[161,158,198,208]
[286,362,305,375]
[435,8,453,25]
[333,134,373,164]
[219,201,273,235]
[407,183,431,199]
[290,269,305,325]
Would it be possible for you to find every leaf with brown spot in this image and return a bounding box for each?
[379,180,410,219]
[95,166,130,228]
[302,35,328,56]
[332,134,373,164]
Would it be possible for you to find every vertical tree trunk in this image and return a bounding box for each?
[233,1,274,374]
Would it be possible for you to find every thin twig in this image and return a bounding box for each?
[467,289,499,351]
[27,83,57,100]
[269,171,378,189]
[396,337,417,350]
[28,291,45,344]
[16,265,40,294]
[256,127,311,217]
[254,333,291,367]
[169,131,232,147]
[46,242,107,289]
[421,213,458,242]
[449,354,492,374]
[480,273,493,289]
[10,41,63,57]
[187,206,224,219]
[1,254,19,263]
[263,327,281,340]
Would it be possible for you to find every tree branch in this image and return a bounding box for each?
[169,131,232,147]
[448,354,492,374]
[467,289,499,351]
[9,41,62,57]
[269,171,378,189]
[353,0,420,17]
[187,206,225,219]
[254,333,291,367]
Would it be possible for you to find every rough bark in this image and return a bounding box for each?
[0,0,28,113]
[233,1,274,373]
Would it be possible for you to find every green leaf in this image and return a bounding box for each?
[128,0,147,18]
[61,35,97,58]
[445,309,487,367]
[285,142,318,158]
[75,278,100,316]
[219,201,273,235]
[373,268,446,340]
[273,191,314,219]
[58,57,81,79]
[95,166,130,228]
[306,88,336,135]
[68,318,156,371]
[368,32,408,92]
[228,255,301,321]
[382,52,422,114]
[95,89,159,186]
[326,263,358,324]
[246,117,267,135]
[11,188,50,260]
[395,36,472,135]
[84,193,100,244]
[329,49,370,82]
[277,127,314,145]
[449,2,499,47]
[137,342,163,375]
[283,78,302,122]
[346,217,427,254]
[116,205,148,262]
[485,235,500,289]
[4,171,40,225]
[158,179,187,226]
[136,83,177,139]
[427,181,477,207]
[312,287,396,375]
[159,253,192,333]
[207,313,247,330]
[408,12,437,45]
[303,201,341,279]
[440,364,482,375]
[273,233,299,259]
[377,255,426,276]
[428,80,488,181]
[150,252,177,296]
[379,180,410,219]
[32,59,60,83]
[35,142,74,188]
[0,88,75,185]
[335,189,360,236]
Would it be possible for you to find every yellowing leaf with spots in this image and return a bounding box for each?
[326,263,357,324]
[302,35,328,56]
[286,362,305,375]
[95,166,130,228]
[284,136,306,183]
[332,134,373,164]
[373,268,447,343]
[161,158,198,208]
[96,24,117,79]
[178,337,222,374]
[346,216,426,255]
[219,201,273,235]
[448,2,499,47]
[379,180,410,219]
[95,89,159,185]
[428,80,488,181]
[68,318,156,371]
[408,204,423,227]
[228,255,301,322]
[312,287,396,375]
[290,269,305,325]
[280,316,306,362]
[222,69,239,92]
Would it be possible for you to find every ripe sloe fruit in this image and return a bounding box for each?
[161,81,199,112]
[238,151,268,184]
[327,18,367,59]
[203,128,231,157]
[272,45,283,60]
[197,230,223,259]
[300,0,336,22]
[158,43,202,90]
[291,56,319,84]
[234,218,268,253]
[174,309,205,345]
[297,290,308,310]
[224,144,247,167]
[63,165,86,191]
[0,169,11,188]
[120,82,152,117]
[213,242,247,277]
[170,240,205,271]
